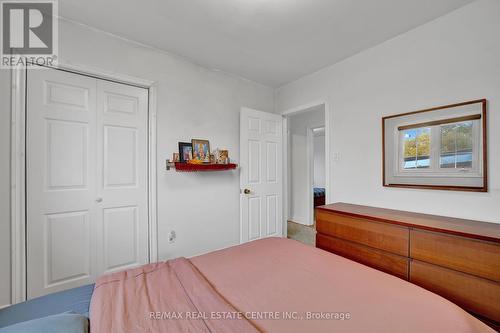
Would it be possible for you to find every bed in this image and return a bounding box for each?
[0,284,94,330]
[87,237,493,333]
[0,237,494,332]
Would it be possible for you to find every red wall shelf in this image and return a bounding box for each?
[168,162,238,172]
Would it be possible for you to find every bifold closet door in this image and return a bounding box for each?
[27,67,149,299]
[96,80,149,276]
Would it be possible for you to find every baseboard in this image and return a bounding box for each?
[288,217,313,226]
[0,303,11,310]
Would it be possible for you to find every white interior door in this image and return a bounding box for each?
[96,80,149,275]
[240,107,283,243]
[27,68,97,299]
[26,67,149,299]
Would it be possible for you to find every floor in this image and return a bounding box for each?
[287,220,316,246]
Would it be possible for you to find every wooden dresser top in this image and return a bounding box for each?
[317,203,500,243]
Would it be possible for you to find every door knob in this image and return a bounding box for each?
[96,198,103,203]
[243,189,251,194]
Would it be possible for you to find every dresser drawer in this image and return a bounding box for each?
[316,211,409,256]
[317,233,409,280]
[410,260,500,323]
[410,230,500,282]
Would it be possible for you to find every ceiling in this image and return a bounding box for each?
[59,0,474,87]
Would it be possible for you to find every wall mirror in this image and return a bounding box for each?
[383,99,487,192]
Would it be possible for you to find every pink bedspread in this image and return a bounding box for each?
[91,238,494,333]
[90,258,259,333]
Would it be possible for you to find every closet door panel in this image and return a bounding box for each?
[96,80,149,274]
[27,68,97,299]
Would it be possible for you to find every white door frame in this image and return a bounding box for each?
[10,62,158,304]
[305,126,315,226]
[281,100,331,236]
[306,125,325,226]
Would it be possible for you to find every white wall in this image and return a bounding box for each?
[288,108,324,225]
[313,134,326,188]
[289,133,308,224]
[0,18,274,306]
[277,0,500,224]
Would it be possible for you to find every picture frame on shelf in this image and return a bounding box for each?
[219,149,229,164]
[178,142,193,163]
[191,139,211,163]
[213,148,229,164]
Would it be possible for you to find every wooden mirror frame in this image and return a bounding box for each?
[382,99,487,192]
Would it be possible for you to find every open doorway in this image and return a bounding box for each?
[284,103,327,246]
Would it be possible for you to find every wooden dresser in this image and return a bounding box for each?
[316,203,500,328]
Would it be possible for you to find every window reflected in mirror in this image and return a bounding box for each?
[383,99,487,192]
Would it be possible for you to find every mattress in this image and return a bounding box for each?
[91,237,493,333]
[0,284,94,328]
